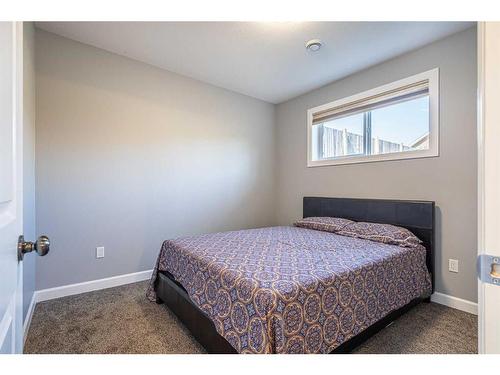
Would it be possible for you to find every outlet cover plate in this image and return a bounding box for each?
[449,258,459,273]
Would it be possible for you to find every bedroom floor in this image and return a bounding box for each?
[24,281,478,354]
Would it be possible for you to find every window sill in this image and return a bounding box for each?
[307,149,439,167]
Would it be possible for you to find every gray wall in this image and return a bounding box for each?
[35,30,276,289]
[23,22,36,320]
[35,27,478,304]
[275,28,477,302]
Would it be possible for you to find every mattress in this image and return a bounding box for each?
[147,226,432,353]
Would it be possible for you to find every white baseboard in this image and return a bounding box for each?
[23,292,36,345]
[35,269,153,303]
[431,292,478,315]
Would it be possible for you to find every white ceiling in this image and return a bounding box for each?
[35,22,474,104]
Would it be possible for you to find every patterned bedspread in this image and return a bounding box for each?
[147,226,431,354]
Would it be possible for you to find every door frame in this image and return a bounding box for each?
[476,21,500,354]
[477,20,485,355]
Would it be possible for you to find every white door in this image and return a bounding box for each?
[0,22,23,354]
[478,21,500,354]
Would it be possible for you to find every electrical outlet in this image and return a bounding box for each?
[449,259,459,273]
[96,246,105,259]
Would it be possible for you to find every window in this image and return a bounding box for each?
[307,69,439,167]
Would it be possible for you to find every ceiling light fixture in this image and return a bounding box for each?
[305,39,322,52]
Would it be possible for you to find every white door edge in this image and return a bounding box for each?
[14,20,24,354]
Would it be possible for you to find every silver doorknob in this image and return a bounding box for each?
[18,235,50,261]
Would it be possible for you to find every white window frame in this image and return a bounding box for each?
[306,68,439,167]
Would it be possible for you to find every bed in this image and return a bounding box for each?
[147,197,434,354]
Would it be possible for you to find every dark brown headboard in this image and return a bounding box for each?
[303,197,435,291]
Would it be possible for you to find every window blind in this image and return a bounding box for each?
[312,79,429,125]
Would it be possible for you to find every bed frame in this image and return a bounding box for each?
[155,197,435,354]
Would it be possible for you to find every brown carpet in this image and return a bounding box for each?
[24,281,477,354]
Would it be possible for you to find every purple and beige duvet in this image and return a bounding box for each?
[147,225,431,354]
